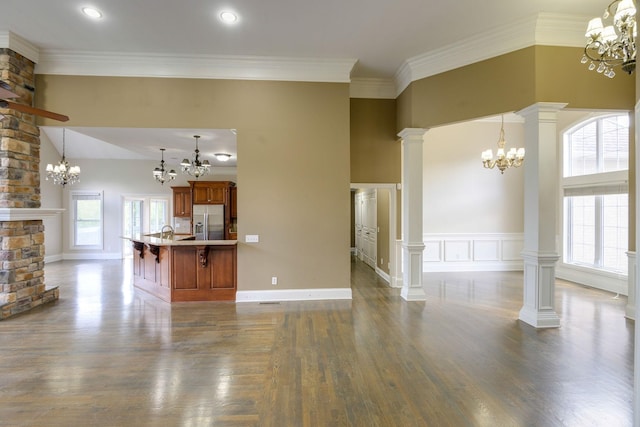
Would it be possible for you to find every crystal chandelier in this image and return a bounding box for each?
[153,148,176,185]
[181,135,211,178]
[481,115,525,174]
[45,128,81,186]
[580,0,637,78]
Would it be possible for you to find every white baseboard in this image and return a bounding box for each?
[375,267,391,284]
[557,263,628,296]
[236,288,352,302]
[44,254,63,263]
[62,252,122,260]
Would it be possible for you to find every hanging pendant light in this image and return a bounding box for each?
[45,128,81,186]
[153,148,176,185]
[481,115,525,174]
[180,135,211,178]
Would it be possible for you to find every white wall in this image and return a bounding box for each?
[40,132,64,262]
[423,119,525,233]
[422,118,525,271]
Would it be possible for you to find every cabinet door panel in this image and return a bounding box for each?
[172,247,198,289]
[192,186,210,204]
[210,247,236,289]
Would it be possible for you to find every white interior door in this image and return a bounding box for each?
[362,190,377,268]
[355,192,364,260]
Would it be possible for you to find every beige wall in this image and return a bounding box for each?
[35,76,351,292]
[350,98,399,183]
[399,46,634,130]
[350,98,402,242]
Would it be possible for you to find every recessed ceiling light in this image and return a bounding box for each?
[82,7,103,19]
[219,11,238,24]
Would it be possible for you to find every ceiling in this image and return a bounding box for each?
[0,0,608,161]
[40,127,238,166]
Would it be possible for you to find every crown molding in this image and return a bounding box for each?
[35,51,357,83]
[395,13,587,96]
[350,78,396,99]
[535,13,589,47]
[0,31,40,63]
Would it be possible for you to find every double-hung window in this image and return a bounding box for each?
[562,114,629,274]
[72,191,103,249]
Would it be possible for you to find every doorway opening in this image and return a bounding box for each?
[350,183,399,287]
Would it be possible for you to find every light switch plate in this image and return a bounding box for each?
[245,234,259,243]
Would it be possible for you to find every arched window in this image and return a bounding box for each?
[562,114,629,274]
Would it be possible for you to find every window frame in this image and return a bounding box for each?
[560,113,629,277]
[71,190,104,250]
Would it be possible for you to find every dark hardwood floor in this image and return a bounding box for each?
[0,259,633,426]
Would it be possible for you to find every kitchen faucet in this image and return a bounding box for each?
[161,225,174,239]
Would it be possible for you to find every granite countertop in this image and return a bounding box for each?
[125,233,238,246]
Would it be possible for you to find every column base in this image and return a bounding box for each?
[519,250,560,329]
[401,242,426,301]
[518,305,560,328]
[401,285,426,301]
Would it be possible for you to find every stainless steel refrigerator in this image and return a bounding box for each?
[192,204,225,240]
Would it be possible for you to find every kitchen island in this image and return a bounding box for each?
[127,233,237,302]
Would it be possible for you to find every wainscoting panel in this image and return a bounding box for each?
[444,240,471,262]
[423,241,442,262]
[473,240,500,261]
[424,233,524,272]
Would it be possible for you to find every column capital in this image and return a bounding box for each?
[397,128,428,142]
[516,102,568,121]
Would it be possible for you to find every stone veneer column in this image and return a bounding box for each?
[516,102,566,328]
[0,48,58,319]
[398,128,427,301]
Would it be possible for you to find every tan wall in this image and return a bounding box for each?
[350,98,399,183]
[35,75,351,292]
[534,46,635,109]
[398,46,634,130]
[398,47,536,129]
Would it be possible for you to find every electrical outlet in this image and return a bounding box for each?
[380,258,384,265]
[245,234,259,243]
[271,276,278,285]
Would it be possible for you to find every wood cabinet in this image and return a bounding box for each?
[191,181,231,204]
[171,245,237,301]
[229,186,237,240]
[130,238,237,302]
[230,186,237,219]
[172,186,192,217]
[131,242,171,301]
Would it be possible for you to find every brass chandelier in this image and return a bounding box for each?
[581,0,637,78]
[45,128,81,186]
[481,115,525,174]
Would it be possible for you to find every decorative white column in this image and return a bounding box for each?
[516,103,566,328]
[633,98,640,427]
[398,128,427,301]
[627,251,636,320]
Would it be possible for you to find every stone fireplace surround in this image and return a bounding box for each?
[0,45,63,319]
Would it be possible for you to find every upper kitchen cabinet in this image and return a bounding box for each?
[230,186,237,219]
[190,181,235,204]
[172,186,192,217]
